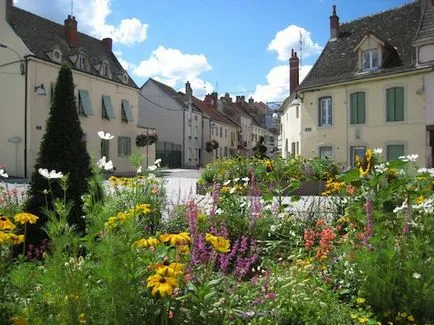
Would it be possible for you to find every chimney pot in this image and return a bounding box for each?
[249,97,254,104]
[289,48,299,95]
[102,37,113,52]
[329,5,340,40]
[185,81,192,99]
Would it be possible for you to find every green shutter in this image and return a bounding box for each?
[318,100,322,126]
[122,100,134,122]
[358,92,365,124]
[350,93,357,124]
[78,90,93,116]
[387,145,404,161]
[395,87,404,121]
[386,88,394,121]
[102,95,116,120]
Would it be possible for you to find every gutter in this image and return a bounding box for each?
[298,66,433,93]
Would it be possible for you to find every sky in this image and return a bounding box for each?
[15,0,413,103]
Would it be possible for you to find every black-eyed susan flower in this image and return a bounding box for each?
[205,233,230,253]
[133,237,159,248]
[0,231,10,244]
[14,212,38,225]
[150,260,184,277]
[0,216,16,231]
[134,204,152,214]
[146,273,179,297]
[159,233,191,246]
[8,234,24,245]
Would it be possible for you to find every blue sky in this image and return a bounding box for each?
[15,0,413,102]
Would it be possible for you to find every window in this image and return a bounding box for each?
[387,144,404,161]
[118,137,131,157]
[350,146,366,166]
[362,49,379,70]
[296,106,299,118]
[194,115,198,121]
[78,90,93,116]
[78,54,88,71]
[101,139,110,160]
[101,62,111,78]
[319,146,333,159]
[225,129,227,138]
[102,95,115,120]
[224,146,228,156]
[52,49,62,63]
[318,97,332,126]
[296,142,299,155]
[50,82,56,104]
[220,127,223,137]
[121,100,133,123]
[386,87,404,122]
[350,92,366,124]
[291,142,296,155]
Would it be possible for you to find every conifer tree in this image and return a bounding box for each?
[26,65,91,245]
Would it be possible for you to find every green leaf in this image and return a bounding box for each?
[207,278,222,286]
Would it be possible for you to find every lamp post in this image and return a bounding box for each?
[0,42,25,75]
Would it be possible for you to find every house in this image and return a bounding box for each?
[139,78,204,168]
[200,93,240,161]
[281,0,434,166]
[0,1,150,177]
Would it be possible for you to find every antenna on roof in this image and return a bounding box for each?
[299,30,303,68]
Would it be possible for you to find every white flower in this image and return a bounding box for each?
[393,199,408,214]
[374,163,389,174]
[136,166,142,174]
[412,272,421,279]
[0,169,8,178]
[241,177,249,182]
[38,168,63,179]
[223,180,231,186]
[148,165,157,171]
[97,156,113,170]
[373,148,383,154]
[215,208,223,215]
[154,158,162,166]
[417,168,434,177]
[97,131,114,140]
[233,177,240,183]
[270,225,277,232]
[399,154,418,162]
[229,187,236,194]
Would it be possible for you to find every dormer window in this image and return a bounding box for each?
[122,72,128,84]
[100,61,111,78]
[362,49,379,70]
[78,54,88,71]
[52,49,62,63]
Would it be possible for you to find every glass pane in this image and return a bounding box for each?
[363,51,370,70]
[371,50,379,68]
[387,145,404,161]
[320,146,332,159]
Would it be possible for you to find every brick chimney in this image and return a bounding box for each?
[5,0,13,21]
[330,5,339,40]
[248,97,254,105]
[102,38,112,52]
[289,49,299,95]
[204,94,213,106]
[64,15,78,47]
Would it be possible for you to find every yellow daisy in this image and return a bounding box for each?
[205,233,230,253]
[159,232,191,246]
[8,234,24,245]
[0,216,16,231]
[14,213,38,225]
[146,273,179,297]
[133,237,159,248]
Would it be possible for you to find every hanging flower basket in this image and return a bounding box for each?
[205,140,219,152]
[136,130,158,147]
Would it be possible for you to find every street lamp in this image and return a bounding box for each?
[0,42,25,75]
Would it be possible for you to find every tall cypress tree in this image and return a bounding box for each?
[26,65,91,245]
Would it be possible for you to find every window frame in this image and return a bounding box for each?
[318,96,333,127]
[386,144,405,161]
[350,92,366,125]
[118,137,132,157]
[362,48,379,71]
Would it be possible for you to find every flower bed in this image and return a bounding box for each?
[1,149,434,324]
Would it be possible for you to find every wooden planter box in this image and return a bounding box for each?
[196,180,326,196]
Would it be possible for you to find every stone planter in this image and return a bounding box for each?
[196,180,326,196]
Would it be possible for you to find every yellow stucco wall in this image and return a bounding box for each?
[25,58,153,176]
[299,71,427,165]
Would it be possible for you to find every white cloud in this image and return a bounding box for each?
[15,0,148,45]
[268,25,322,61]
[186,78,214,100]
[251,64,312,103]
[133,46,212,87]
[113,50,135,71]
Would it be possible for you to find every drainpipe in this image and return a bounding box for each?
[345,85,349,166]
[182,109,185,168]
[24,57,28,179]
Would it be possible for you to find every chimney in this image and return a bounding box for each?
[185,81,192,99]
[329,5,339,40]
[248,97,254,105]
[102,38,113,52]
[5,0,12,21]
[241,95,245,102]
[204,94,213,106]
[289,49,299,95]
[64,15,78,47]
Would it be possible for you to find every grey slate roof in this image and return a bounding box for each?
[8,6,138,88]
[298,1,422,91]
[414,5,434,45]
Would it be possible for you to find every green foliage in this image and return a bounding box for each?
[25,65,91,245]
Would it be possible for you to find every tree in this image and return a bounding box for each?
[25,65,91,246]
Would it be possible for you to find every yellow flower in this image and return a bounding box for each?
[133,237,159,248]
[160,232,191,246]
[0,216,16,231]
[408,315,415,322]
[8,234,24,245]
[78,313,86,324]
[0,231,10,244]
[205,233,230,253]
[147,273,179,297]
[10,316,28,325]
[359,149,373,177]
[356,297,365,305]
[358,316,369,324]
[135,204,152,214]
[151,261,185,277]
[416,195,425,204]
[178,245,190,254]
[14,213,38,225]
